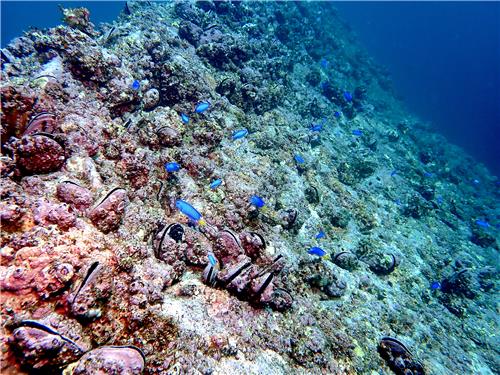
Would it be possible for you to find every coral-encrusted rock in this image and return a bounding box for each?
[56,181,93,211]
[87,188,128,233]
[157,126,181,147]
[32,199,76,231]
[0,244,81,298]
[143,88,160,110]
[11,134,66,175]
[61,7,95,35]
[0,200,27,232]
[72,345,145,375]
[9,317,89,370]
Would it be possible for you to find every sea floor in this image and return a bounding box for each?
[0,2,498,374]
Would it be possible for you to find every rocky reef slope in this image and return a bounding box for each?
[1,2,498,374]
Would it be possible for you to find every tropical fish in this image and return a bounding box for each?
[475,219,490,228]
[315,231,326,239]
[352,129,363,136]
[131,80,140,90]
[232,129,248,140]
[334,111,341,118]
[207,252,218,266]
[343,91,353,102]
[294,154,305,164]
[165,162,180,172]
[423,171,433,178]
[390,169,398,177]
[209,178,222,190]
[311,117,327,132]
[320,58,329,69]
[307,246,328,257]
[180,113,189,124]
[472,179,480,185]
[195,101,210,113]
[176,199,206,226]
[430,281,441,290]
[310,123,323,132]
[436,195,443,205]
[250,195,265,208]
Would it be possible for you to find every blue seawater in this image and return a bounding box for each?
[335,2,500,176]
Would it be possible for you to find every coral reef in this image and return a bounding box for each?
[1,2,498,375]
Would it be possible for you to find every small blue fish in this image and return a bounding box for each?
[131,80,140,90]
[436,195,443,205]
[334,111,341,118]
[352,129,363,136]
[250,195,265,208]
[176,199,206,225]
[307,247,327,257]
[475,219,490,228]
[430,281,441,290]
[390,169,398,177]
[343,91,353,102]
[180,113,189,124]
[232,129,248,140]
[423,171,433,178]
[472,179,480,185]
[311,123,323,132]
[209,179,222,190]
[320,58,329,69]
[395,199,402,206]
[165,162,180,172]
[195,101,210,113]
[294,154,305,164]
[208,253,218,266]
[315,231,326,240]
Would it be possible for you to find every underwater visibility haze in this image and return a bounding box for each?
[0,1,499,374]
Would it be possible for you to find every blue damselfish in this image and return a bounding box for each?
[352,129,363,136]
[343,91,353,102]
[131,80,140,90]
[250,195,265,208]
[475,219,490,228]
[209,179,222,190]
[180,113,189,124]
[176,199,205,225]
[315,231,326,239]
[307,247,327,257]
[232,129,248,140]
[165,162,180,172]
[294,154,305,164]
[195,101,210,113]
[430,281,441,290]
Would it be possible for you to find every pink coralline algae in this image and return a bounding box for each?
[32,199,76,231]
[72,345,145,375]
[0,244,81,298]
